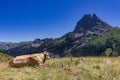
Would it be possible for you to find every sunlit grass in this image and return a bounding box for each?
[0,57,120,80]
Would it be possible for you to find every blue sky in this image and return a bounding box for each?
[0,0,120,42]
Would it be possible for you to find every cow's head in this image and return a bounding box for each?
[43,51,50,60]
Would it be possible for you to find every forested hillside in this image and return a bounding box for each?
[71,28,120,56]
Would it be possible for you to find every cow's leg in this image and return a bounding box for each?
[38,61,43,66]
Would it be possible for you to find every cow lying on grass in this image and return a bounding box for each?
[9,51,50,68]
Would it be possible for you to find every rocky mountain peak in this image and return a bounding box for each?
[74,14,111,33]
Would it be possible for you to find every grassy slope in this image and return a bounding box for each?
[90,28,120,45]
[0,51,12,62]
[0,57,120,80]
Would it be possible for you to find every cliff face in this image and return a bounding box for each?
[74,14,111,33]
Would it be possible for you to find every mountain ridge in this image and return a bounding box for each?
[0,14,115,57]
[74,14,111,33]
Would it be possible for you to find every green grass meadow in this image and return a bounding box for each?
[0,57,120,80]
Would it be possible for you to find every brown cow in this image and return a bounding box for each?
[9,51,50,67]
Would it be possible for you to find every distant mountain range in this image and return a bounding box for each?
[1,14,120,57]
